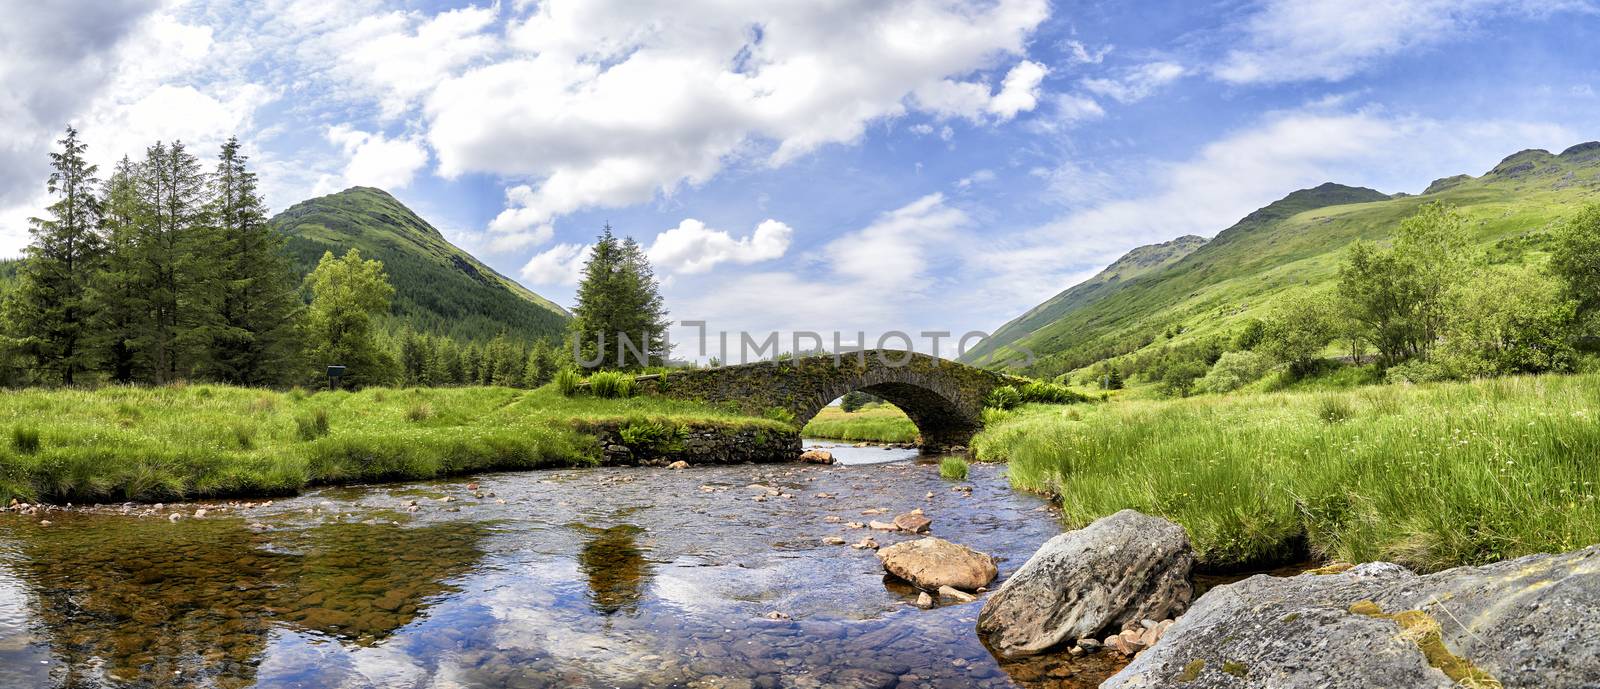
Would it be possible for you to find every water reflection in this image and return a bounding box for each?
[2,515,486,688]
[572,523,654,616]
[1,455,1122,688]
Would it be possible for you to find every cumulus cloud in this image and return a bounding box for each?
[427,0,1050,230]
[521,242,590,286]
[1081,61,1185,103]
[1214,0,1595,84]
[647,218,792,274]
[824,193,968,292]
[320,5,499,119]
[321,124,429,192]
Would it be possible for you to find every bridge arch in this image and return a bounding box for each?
[635,350,1016,452]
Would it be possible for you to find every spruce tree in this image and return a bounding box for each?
[198,137,301,385]
[5,126,105,384]
[89,156,150,382]
[130,141,209,382]
[568,226,668,371]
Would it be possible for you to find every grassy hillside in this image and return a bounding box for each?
[965,234,1207,364]
[971,143,1600,378]
[272,187,568,343]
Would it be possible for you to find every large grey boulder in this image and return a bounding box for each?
[976,509,1195,657]
[1105,545,1600,689]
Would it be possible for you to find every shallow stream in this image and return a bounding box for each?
[0,442,1121,688]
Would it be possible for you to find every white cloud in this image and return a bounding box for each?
[909,124,936,136]
[956,169,997,188]
[322,125,429,192]
[1050,93,1107,127]
[988,60,1050,119]
[321,5,499,119]
[427,0,1050,230]
[521,242,591,286]
[1062,39,1111,65]
[824,193,968,292]
[1081,61,1185,103]
[647,218,792,274]
[1214,0,1595,85]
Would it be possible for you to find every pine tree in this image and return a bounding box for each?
[89,156,150,383]
[399,329,426,386]
[439,338,464,385]
[523,339,557,388]
[304,249,397,388]
[568,226,668,371]
[5,127,105,384]
[197,137,301,385]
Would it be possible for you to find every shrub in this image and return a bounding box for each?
[295,409,330,441]
[12,427,40,455]
[1383,359,1456,385]
[1158,361,1208,398]
[588,371,636,399]
[984,386,1022,410]
[1199,350,1273,393]
[1017,381,1090,404]
[554,369,582,396]
[618,418,685,454]
[763,407,796,425]
[1316,397,1353,424]
[939,457,969,480]
[406,403,434,422]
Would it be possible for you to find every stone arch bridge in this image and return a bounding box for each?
[634,350,1021,452]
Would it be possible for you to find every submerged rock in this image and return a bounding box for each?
[667,460,690,470]
[1105,545,1600,689]
[878,537,996,592]
[976,509,1194,658]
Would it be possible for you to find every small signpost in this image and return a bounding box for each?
[326,365,346,390]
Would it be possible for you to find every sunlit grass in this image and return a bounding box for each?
[973,374,1600,572]
[801,403,919,443]
[0,384,783,504]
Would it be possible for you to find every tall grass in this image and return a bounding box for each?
[974,373,1600,572]
[940,457,969,480]
[0,383,785,505]
[801,404,919,443]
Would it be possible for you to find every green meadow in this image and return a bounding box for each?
[0,384,784,505]
[973,373,1600,572]
[801,403,920,443]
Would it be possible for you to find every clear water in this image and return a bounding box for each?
[0,447,1120,688]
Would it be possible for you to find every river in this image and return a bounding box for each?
[0,443,1119,689]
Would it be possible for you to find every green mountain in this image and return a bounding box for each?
[272,187,569,343]
[970,143,1600,377]
[966,234,1207,364]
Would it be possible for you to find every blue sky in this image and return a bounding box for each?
[3,0,1598,357]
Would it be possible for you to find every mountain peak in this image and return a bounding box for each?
[1561,141,1600,160]
[1488,149,1558,177]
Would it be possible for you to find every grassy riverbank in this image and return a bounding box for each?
[801,404,920,443]
[973,373,1600,572]
[0,385,786,504]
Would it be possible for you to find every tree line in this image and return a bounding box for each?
[1,126,677,389]
[1076,202,1600,396]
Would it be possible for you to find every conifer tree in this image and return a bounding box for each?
[89,156,149,382]
[130,141,209,382]
[568,226,668,371]
[198,137,300,385]
[5,126,104,384]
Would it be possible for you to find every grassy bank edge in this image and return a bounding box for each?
[800,404,920,443]
[971,373,1600,573]
[0,384,789,505]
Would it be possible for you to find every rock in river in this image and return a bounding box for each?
[1104,546,1600,689]
[799,449,834,464]
[892,510,932,534]
[976,509,1194,658]
[878,537,996,592]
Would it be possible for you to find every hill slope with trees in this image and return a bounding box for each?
[271,187,569,344]
[970,143,1600,381]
